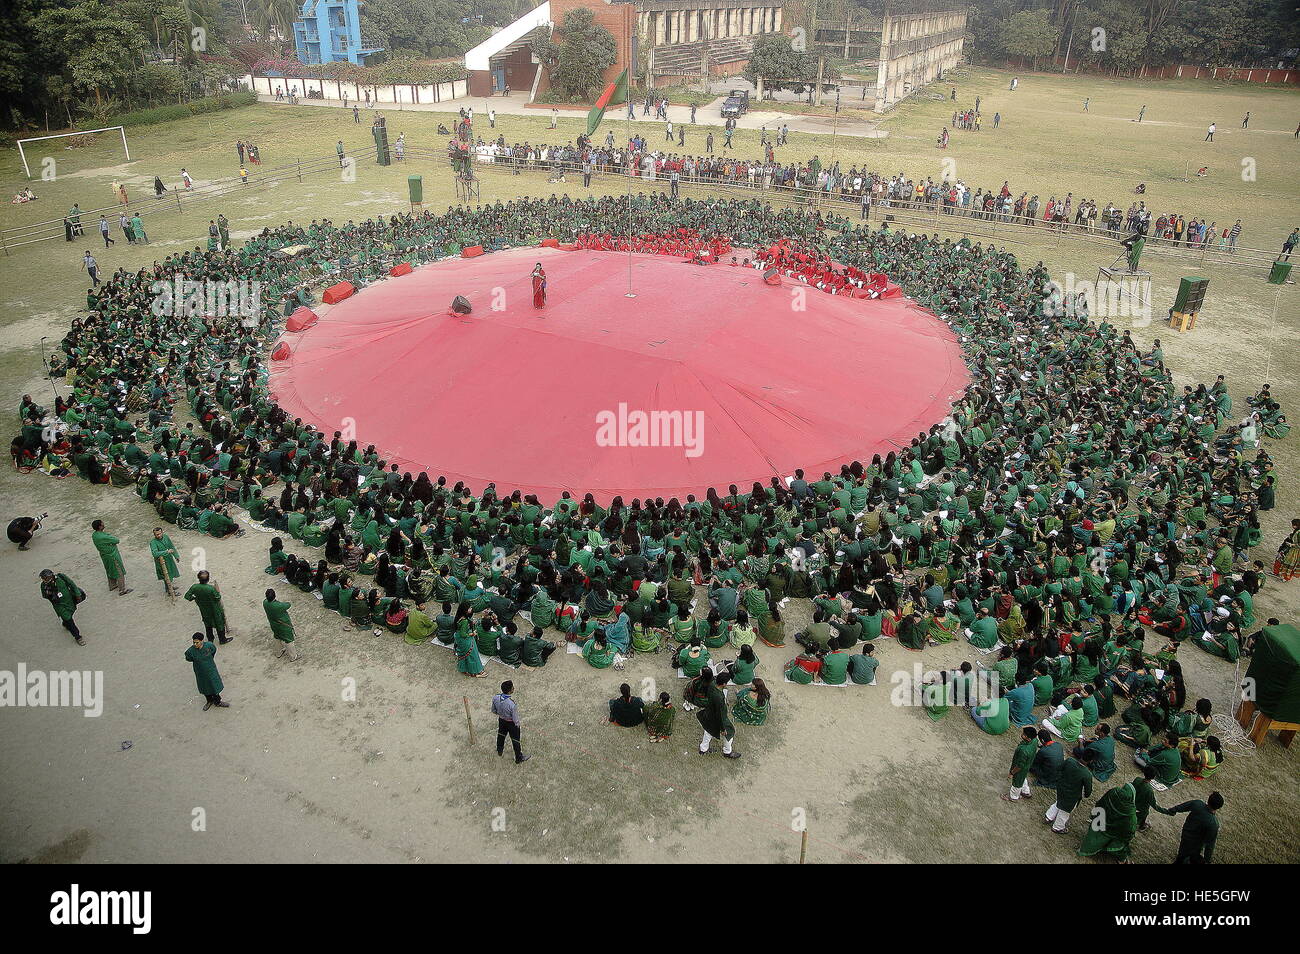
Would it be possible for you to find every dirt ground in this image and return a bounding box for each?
[1,68,1298,864]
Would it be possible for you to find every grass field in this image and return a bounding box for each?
[0,66,1297,864]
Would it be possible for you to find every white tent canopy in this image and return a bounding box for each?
[464,1,552,72]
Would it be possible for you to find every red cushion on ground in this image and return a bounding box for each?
[539,238,560,248]
[389,262,413,277]
[461,245,484,258]
[271,341,291,361]
[286,306,318,332]
[270,247,967,505]
[322,281,355,304]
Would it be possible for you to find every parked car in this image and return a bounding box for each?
[720,89,750,118]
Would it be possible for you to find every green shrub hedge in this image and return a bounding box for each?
[106,91,259,129]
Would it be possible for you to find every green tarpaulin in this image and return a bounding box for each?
[1245,624,1300,723]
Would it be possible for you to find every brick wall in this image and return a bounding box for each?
[538,0,636,100]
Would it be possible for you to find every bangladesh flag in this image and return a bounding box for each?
[586,68,629,137]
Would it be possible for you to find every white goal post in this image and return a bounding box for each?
[17,126,131,179]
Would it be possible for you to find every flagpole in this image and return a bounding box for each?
[624,80,635,300]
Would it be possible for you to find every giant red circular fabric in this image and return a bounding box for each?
[270,246,968,505]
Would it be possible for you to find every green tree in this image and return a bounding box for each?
[539,8,616,100]
[744,33,820,93]
[33,0,149,109]
[361,0,493,58]
[1002,8,1061,68]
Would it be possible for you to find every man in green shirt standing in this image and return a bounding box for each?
[696,669,739,758]
[1156,791,1222,863]
[184,570,231,644]
[1045,748,1095,832]
[91,519,132,595]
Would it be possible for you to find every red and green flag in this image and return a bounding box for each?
[586,68,628,137]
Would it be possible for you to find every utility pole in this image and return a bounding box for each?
[814,56,825,106]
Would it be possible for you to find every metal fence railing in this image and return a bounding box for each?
[436,151,1284,271]
[1,147,377,255]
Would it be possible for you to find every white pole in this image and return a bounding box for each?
[18,141,30,179]
[121,126,131,161]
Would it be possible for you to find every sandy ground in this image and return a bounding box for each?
[1,69,1298,864]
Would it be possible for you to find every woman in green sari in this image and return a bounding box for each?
[404,606,436,644]
[454,615,486,677]
[758,605,786,646]
[1076,781,1138,861]
[669,606,696,644]
[644,691,676,742]
[732,677,771,726]
[896,611,927,651]
[924,670,954,721]
[928,609,962,644]
[581,634,617,669]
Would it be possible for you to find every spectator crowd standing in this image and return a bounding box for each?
[457,133,1248,252]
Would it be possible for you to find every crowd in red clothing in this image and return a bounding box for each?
[755,239,902,299]
[574,227,732,261]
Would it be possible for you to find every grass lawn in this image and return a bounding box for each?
[0,65,1297,864]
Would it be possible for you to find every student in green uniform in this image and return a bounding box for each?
[40,568,87,645]
[732,677,771,725]
[820,637,851,685]
[1135,731,1184,790]
[149,527,180,597]
[1076,780,1139,861]
[184,570,230,643]
[264,587,299,661]
[848,643,879,684]
[521,626,558,668]
[91,519,132,595]
[1004,725,1040,801]
[644,691,676,742]
[1045,748,1095,833]
[971,685,1011,734]
[696,669,739,758]
[185,632,228,710]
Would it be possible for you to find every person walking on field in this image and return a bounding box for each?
[185,633,228,710]
[1204,121,1216,142]
[264,588,299,661]
[40,568,86,645]
[492,680,530,763]
[1241,112,1249,128]
[91,520,132,595]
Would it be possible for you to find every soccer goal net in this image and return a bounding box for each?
[17,126,131,180]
